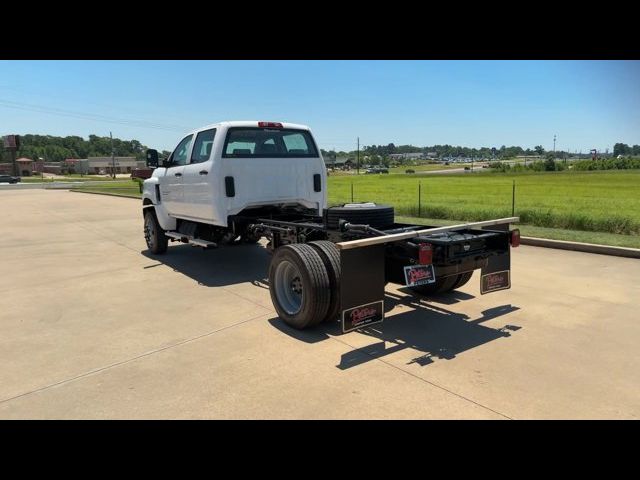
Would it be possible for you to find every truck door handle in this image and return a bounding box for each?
[174,172,182,177]
[199,170,208,175]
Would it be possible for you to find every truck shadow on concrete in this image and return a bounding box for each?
[270,292,520,370]
[396,287,476,305]
[141,243,271,287]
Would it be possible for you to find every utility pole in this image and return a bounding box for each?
[356,137,360,175]
[553,134,556,155]
[110,131,115,179]
[3,135,20,177]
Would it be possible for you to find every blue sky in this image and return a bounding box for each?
[0,60,638,153]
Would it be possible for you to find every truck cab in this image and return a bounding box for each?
[142,121,327,232]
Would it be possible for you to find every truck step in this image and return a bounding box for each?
[165,231,217,248]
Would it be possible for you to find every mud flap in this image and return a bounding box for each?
[339,245,386,333]
[480,252,510,294]
[481,223,511,294]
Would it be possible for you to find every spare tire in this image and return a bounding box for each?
[325,202,394,230]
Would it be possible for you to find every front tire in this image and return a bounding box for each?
[144,209,168,254]
[269,244,331,329]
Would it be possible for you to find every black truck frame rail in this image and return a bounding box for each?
[237,212,519,333]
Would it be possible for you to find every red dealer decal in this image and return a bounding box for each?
[481,270,510,294]
[404,264,436,287]
[342,300,384,333]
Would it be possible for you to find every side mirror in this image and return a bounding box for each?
[146,149,159,168]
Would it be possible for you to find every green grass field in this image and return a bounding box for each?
[71,169,640,246]
[72,180,141,197]
[329,170,640,235]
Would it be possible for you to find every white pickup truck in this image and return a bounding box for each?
[142,121,520,332]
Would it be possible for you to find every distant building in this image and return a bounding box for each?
[58,157,144,175]
[16,158,35,176]
[324,155,354,169]
[42,163,63,174]
[63,159,89,175]
[1,157,46,176]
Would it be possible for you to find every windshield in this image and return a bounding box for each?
[222,127,319,158]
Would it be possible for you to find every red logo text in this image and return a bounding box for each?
[408,267,432,285]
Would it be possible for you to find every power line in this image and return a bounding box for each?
[0,99,190,132]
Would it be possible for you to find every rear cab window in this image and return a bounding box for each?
[223,127,318,158]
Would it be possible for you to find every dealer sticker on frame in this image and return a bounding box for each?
[404,264,436,287]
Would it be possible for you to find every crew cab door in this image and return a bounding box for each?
[181,128,216,221]
[158,134,193,216]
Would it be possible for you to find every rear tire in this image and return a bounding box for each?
[309,241,341,323]
[410,274,458,295]
[410,271,473,295]
[144,209,168,255]
[452,271,473,290]
[269,244,331,329]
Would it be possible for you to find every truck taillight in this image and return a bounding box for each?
[258,121,283,128]
[418,243,433,265]
[510,229,520,248]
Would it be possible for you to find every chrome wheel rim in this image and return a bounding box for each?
[274,260,304,315]
[144,215,155,249]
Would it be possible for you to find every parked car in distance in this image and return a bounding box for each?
[366,167,389,174]
[0,174,20,184]
[131,167,155,180]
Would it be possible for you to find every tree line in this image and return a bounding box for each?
[613,143,640,157]
[322,143,553,162]
[2,133,638,164]
[0,134,151,163]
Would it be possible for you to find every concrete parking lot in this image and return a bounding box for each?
[1,189,639,419]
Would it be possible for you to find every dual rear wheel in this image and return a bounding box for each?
[268,242,341,330]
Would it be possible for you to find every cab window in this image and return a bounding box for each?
[170,134,194,166]
[223,128,318,157]
[190,129,216,164]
